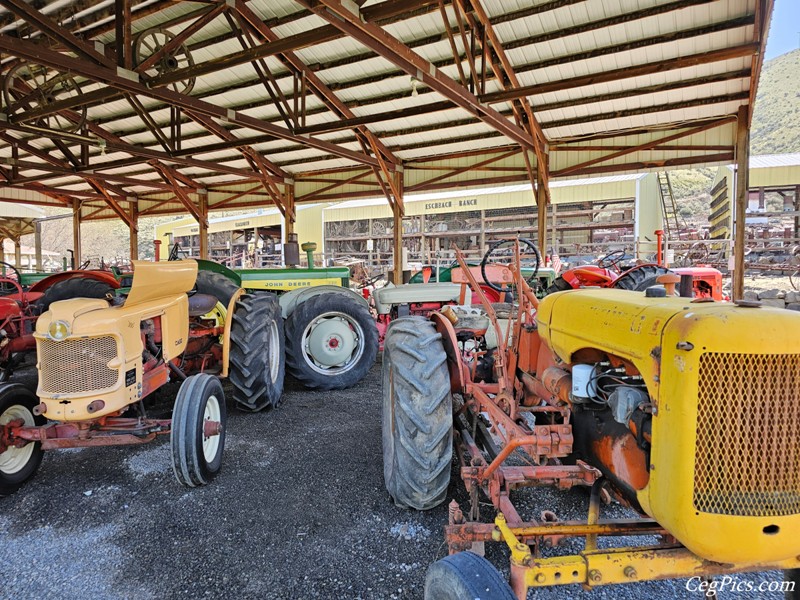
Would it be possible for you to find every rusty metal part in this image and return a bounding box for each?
[541,366,572,405]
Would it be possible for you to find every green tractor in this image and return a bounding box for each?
[194,258,378,391]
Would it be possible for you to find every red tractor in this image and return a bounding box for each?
[547,250,724,301]
[0,263,120,380]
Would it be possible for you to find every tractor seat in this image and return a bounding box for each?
[188,293,219,317]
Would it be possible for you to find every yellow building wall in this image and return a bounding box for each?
[293,204,326,251]
[323,180,639,222]
[635,173,664,258]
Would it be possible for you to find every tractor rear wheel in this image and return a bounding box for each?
[382,316,452,510]
[36,277,114,312]
[0,384,45,496]
[611,265,673,292]
[195,270,239,306]
[545,275,575,295]
[171,373,226,487]
[229,292,284,411]
[424,551,515,600]
[285,293,378,391]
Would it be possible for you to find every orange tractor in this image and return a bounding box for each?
[548,249,724,301]
[382,239,799,598]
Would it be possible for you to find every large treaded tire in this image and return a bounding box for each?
[36,278,113,312]
[195,270,239,305]
[171,374,226,487]
[611,265,673,292]
[0,384,45,496]
[229,292,285,412]
[382,316,452,510]
[424,551,516,600]
[285,293,378,391]
[545,276,575,295]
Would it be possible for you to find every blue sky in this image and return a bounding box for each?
[764,0,799,60]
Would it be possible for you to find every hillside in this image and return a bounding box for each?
[670,48,800,203]
[751,48,800,154]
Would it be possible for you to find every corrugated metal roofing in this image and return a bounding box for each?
[0,0,773,220]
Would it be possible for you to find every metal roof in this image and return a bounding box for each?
[0,0,773,223]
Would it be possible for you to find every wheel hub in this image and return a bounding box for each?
[0,405,34,475]
[306,316,357,367]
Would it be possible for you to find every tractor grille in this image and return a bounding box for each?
[693,352,800,517]
[37,336,119,395]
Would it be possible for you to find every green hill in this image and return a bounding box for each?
[751,48,800,154]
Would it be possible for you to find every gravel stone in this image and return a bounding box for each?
[0,364,790,599]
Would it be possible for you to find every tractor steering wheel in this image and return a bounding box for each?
[480,238,541,293]
[597,250,626,269]
[0,261,22,296]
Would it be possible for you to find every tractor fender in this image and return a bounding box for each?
[194,259,242,287]
[28,270,121,294]
[430,311,468,394]
[279,285,368,319]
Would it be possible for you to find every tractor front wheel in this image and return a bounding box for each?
[229,292,285,411]
[171,374,226,487]
[285,294,378,391]
[382,316,452,510]
[0,384,44,496]
[424,551,515,600]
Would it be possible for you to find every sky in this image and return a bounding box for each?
[764,0,800,60]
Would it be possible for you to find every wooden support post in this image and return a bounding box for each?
[536,160,549,254]
[72,198,82,268]
[129,203,138,261]
[34,220,42,272]
[198,191,209,260]
[284,184,295,241]
[393,171,404,285]
[13,238,21,269]
[733,104,750,301]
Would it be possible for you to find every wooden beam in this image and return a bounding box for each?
[733,104,749,301]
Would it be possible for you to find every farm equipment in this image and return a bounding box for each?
[0,263,122,380]
[0,260,284,495]
[194,258,378,391]
[381,238,800,598]
[547,249,725,301]
[373,240,548,347]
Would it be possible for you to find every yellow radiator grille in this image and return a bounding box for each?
[37,336,119,395]
[693,352,800,517]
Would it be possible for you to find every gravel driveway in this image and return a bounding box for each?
[0,364,786,599]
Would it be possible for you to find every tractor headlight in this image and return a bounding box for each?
[48,320,70,341]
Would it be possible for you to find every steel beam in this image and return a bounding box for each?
[0,36,381,169]
[733,105,749,300]
[298,0,536,153]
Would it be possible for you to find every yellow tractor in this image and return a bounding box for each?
[0,260,284,494]
[382,239,800,598]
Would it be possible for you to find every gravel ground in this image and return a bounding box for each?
[0,363,789,599]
